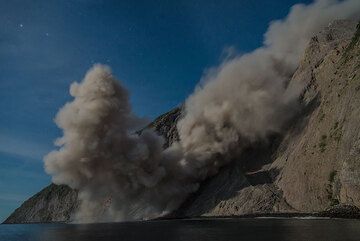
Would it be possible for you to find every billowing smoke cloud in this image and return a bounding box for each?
[45,0,360,222]
[45,65,197,222]
[176,0,360,178]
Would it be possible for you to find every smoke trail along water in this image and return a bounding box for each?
[44,0,360,222]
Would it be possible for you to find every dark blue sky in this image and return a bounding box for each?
[0,0,311,221]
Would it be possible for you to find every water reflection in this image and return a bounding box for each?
[2,218,360,241]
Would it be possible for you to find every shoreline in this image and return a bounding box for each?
[3,204,360,225]
[3,212,360,225]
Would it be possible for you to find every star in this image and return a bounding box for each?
[19,23,23,28]
[45,33,49,37]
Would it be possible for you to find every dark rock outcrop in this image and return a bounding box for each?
[145,106,182,148]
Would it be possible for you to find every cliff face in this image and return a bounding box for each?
[4,184,78,223]
[4,20,360,223]
[273,20,360,212]
[176,19,360,217]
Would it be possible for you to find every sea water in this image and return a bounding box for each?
[1,218,360,241]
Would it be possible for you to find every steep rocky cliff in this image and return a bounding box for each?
[4,20,360,223]
[4,184,78,223]
[176,20,360,216]
[273,19,360,212]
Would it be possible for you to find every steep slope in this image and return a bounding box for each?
[175,19,360,217]
[273,19,360,211]
[4,20,360,223]
[4,184,78,223]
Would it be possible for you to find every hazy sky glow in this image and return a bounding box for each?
[0,0,312,221]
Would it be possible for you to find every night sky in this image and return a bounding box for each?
[0,0,311,221]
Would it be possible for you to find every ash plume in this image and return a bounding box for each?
[45,65,197,222]
[176,0,360,179]
[45,0,360,222]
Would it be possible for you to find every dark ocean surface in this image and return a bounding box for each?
[1,218,360,241]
